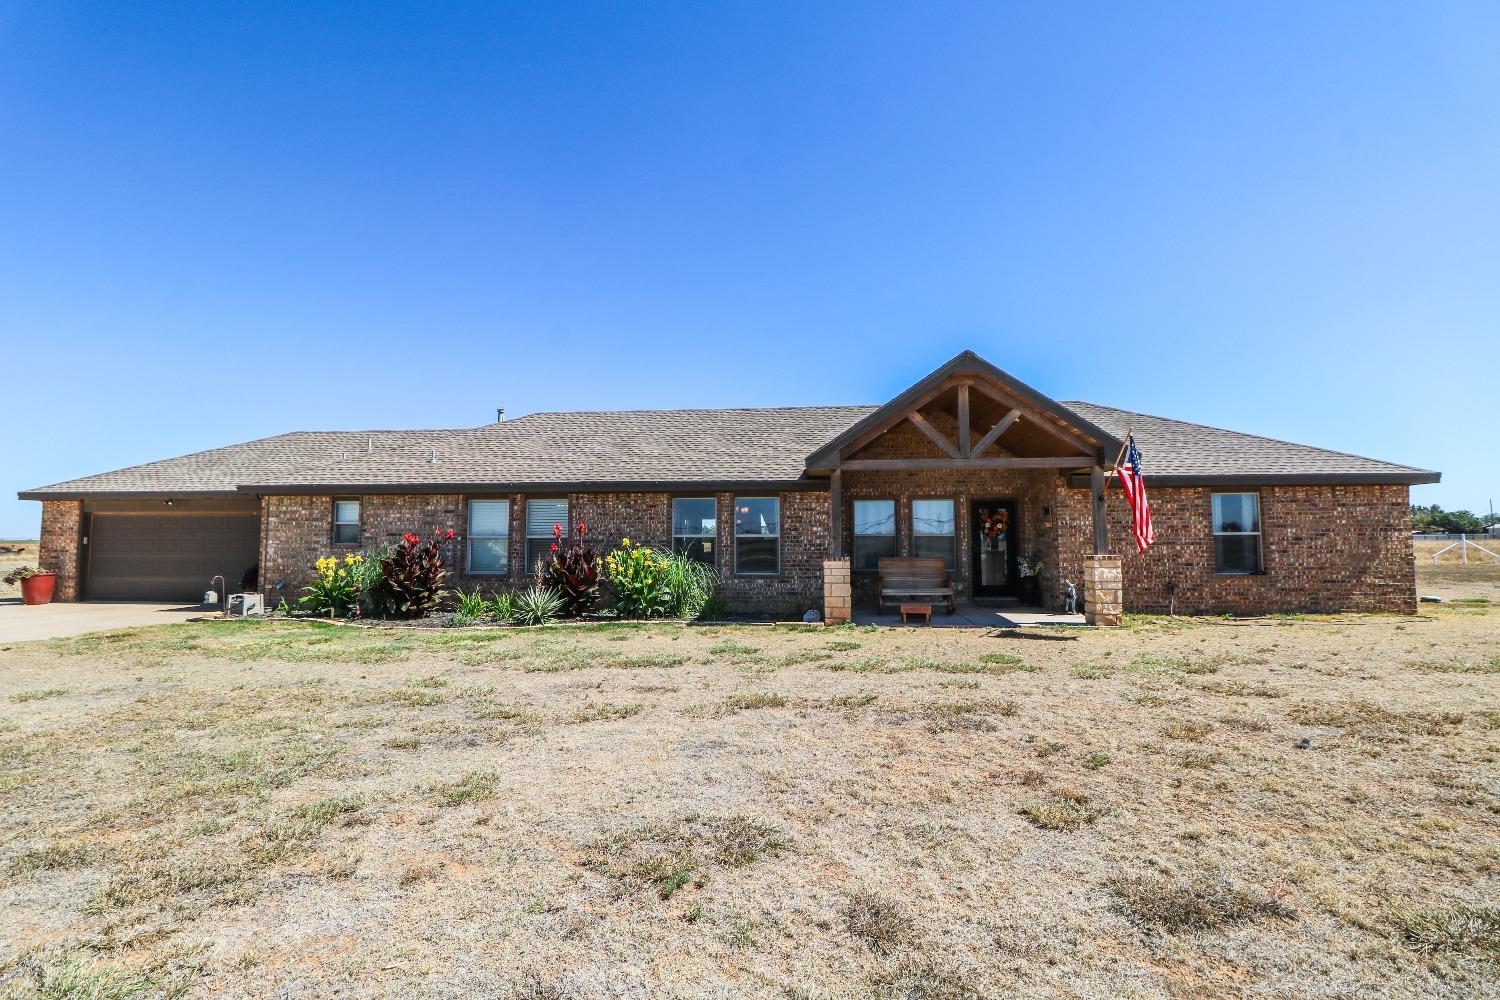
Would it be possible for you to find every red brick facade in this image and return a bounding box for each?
[259,489,828,617]
[36,477,1418,616]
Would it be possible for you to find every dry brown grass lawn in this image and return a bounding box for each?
[1,607,1498,999]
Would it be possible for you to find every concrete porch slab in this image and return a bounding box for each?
[852,603,1086,629]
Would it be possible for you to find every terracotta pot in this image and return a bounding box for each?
[20,573,57,606]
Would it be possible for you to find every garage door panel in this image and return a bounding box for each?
[86,514,259,602]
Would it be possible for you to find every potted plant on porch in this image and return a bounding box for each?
[5,566,58,606]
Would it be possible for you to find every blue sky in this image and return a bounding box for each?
[1,2,1496,536]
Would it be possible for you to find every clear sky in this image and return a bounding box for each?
[2,2,1496,537]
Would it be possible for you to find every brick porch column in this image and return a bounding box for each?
[1083,554,1123,627]
[823,558,851,625]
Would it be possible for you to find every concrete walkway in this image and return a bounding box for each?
[853,602,1086,629]
[0,600,209,642]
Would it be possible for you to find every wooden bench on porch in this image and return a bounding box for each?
[877,557,955,615]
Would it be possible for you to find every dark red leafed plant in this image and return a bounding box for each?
[536,521,599,617]
[368,528,456,618]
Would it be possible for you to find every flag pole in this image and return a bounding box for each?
[1105,427,1132,479]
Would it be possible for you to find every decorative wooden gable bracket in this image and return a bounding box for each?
[881,379,1094,471]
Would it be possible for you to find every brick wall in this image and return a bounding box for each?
[38,500,82,601]
[260,489,826,617]
[1055,482,1417,615]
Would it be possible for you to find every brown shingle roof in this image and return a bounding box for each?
[1064,402,1437,484]
[19,400,1437,499]
[18,430,466,499]
[239,407,879,492]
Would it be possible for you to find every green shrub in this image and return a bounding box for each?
[454,588,490,618]
[491,592,516,622]
[603,538,674,618]
[299,555,365,617]
[660,549,720,617]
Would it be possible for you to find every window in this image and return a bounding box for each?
[1213,493,1263,574]
[526,498,569,573]
[672,498,717,565]
[332,501,360,545]
[468,500,510,575]
[734,497,779,575]
[911,499,955,569]
[852,499,896,571]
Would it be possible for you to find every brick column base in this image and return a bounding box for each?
[823,558,852,625]
[1083,554,1123,627]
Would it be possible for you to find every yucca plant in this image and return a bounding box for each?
[513,586,564,626]
[366,529,455,619]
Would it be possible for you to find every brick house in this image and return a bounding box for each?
[20,352,1437,621]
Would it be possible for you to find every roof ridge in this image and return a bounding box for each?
[1064,401,1433,474]
[517,405,879,417]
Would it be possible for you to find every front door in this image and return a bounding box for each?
[971,500,1019,599]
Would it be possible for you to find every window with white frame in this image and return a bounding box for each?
[734,497,779,575]
[526,498,569,573]
[852,499,896,571]
[672,498,717,564]
[911,499,956,569]
[468,500,510,575]
[332,500,360,545]
[1213,493,1263,574]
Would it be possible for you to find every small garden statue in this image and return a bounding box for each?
[1063,579,1077,615]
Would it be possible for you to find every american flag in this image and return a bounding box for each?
[1116,434,1155,553]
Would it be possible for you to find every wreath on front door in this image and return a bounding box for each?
[978,509,1009,540]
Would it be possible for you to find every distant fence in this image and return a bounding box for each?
[1415,532,1500,541]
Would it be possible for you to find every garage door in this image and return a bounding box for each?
[85,514,260,602]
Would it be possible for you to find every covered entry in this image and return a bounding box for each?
[83,502,259,602]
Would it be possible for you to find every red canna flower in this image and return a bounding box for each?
[577,522,587,535]
[553,523,563,539]
[403,532,420,546]
[550,542,559,553]
[444,529,456,540]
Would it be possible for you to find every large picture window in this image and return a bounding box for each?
[734,497,779,575]
[852,499,896,571]
[1213,493,1263,574]
[332,500,360,545]
[468,500,510,575]
[526,498,569,573]
[672,498,717,565]
[912,499,956,569]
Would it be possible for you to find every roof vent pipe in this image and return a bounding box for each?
[429,449,438,464]
[496,407,505,422]
[367,438,374,454]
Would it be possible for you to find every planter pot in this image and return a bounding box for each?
[20,573,57,606]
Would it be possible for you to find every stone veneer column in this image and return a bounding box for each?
[823,558,852,625]
[1083,554,1123,626]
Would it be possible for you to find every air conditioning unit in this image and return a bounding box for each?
[227,593,264,617]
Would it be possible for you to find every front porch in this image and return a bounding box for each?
[852,601,1086,628]
[810,352,1128,626]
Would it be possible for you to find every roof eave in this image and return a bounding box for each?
[236,478,832,496]
[1063,471,1441,488]
[18,488,248,502]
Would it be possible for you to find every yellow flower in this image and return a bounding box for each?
[622,537,631,547]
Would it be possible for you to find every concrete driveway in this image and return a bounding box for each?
[0,600,210,643]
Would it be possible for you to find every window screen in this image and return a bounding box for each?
[468,500,510,574]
